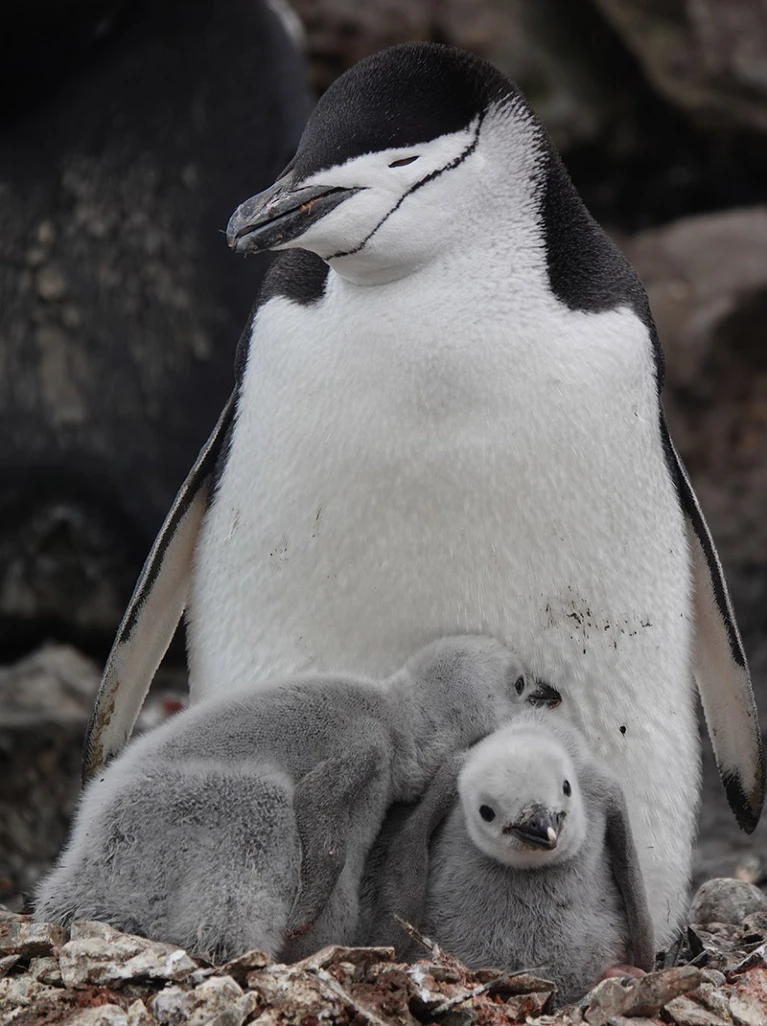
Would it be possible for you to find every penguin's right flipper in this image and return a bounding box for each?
[367,752,465,951]
[286,742,389,939]
[82,393,236,783]
[662,419,765,832]
[584,763,655,972]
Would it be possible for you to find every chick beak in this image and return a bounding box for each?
[226,170,362,254]
[504,806,562,850]
[527,680,562,709]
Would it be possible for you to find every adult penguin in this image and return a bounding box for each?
[85,43,764,943]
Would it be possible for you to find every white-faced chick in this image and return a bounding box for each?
[369,712,654,1005]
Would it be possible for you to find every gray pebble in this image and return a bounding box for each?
[689,877,767,926]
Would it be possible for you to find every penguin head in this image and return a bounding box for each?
[403,636,562,751]
[459,717,587,868]
[227,44,543,285]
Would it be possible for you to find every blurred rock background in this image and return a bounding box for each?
[1,0,767,911]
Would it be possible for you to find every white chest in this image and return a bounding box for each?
[188,268,690,710]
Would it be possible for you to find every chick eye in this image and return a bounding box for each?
[563,780,571,797]
[479,805,496,822]
[514,675,526,696]
[388,155,419,168]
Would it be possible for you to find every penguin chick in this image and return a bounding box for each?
[369,712,654,1005]
[35,636,558,963]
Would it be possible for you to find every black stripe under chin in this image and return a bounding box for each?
[326,114,485,261]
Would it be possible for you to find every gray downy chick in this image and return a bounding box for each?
[366,711,654,1005]
[35,636,556,962]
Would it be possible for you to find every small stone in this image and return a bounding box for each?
[583,977,630,1025]
[741,912,767,939]
[729,943,767,975]
[0,956,18,979]
[504,991,552,1019]
[729,967,767,1026]
[701,969,727,987]
[665,994,731,1025]
[60,922,197,988]
[583,966,701,1025]
[606,1019,659,1026]
[623,966,702,1017]
[151,976,254,1026]
[731,993,766,1026]
[216,948,270,983]
[293,945,394,972]
[0,919,67,957]
[697,981,733,1019]
[691,880,767,927]
[36,266,67,301]
[64,1006,128,1026]
[28,955,62,984]
[0,975,60,1011]
[148,985,190,1024]
[126,1000,158,1026]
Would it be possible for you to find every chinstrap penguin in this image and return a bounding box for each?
[367,714,654,1005]
[84,42,763,944]
[37,636,558,962]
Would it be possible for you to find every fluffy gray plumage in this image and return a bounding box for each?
[36,635,540,962]
[365,713,654,1005]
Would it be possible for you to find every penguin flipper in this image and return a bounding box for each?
[286,742,389,939]
[367,751,465,951]
[583,763,655,972]
[662,418,765,832]
[82,393,236,782]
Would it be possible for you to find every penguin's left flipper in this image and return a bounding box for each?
[663,418,765,832]
[367,751,466,951]
[583,763,655,972]
[81,393,236,783]
[286,741,389,939]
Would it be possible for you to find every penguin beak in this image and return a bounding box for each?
[527,681,562,709]
[504,806,563,850]
[227,171,362,254]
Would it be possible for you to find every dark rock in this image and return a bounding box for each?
[0,642,186,911]
[291,0,632,151]
[592,0,767,132]
[621,207,767,598]
[0,646,100,909]
[0,0,309,655]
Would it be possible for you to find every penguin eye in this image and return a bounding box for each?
[563,780,571,797]
[479,805,496,823]
[388,155,419,168]
[514,675,526,696]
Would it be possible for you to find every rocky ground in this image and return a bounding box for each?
[3,879,767,1026]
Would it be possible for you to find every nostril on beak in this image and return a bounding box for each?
[505,806,562,849]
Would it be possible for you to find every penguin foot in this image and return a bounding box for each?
[600,963,646,980]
